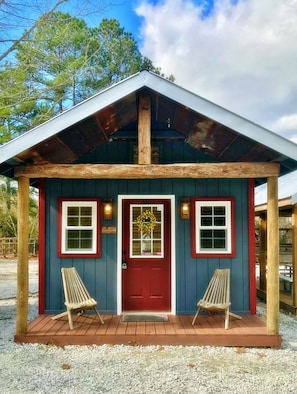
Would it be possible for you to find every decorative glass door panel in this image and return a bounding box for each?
[130,204,164,258]
[122,199,171,311]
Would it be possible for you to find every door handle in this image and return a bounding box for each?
[122,251,127,269]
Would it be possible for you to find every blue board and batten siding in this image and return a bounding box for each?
[44,177,250,315]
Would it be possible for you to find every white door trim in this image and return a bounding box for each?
[117,195,176,315]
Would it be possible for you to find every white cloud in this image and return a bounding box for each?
[275,114,297,135]
[136,0,297,141]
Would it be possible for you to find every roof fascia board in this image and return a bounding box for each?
[292,193,297,205]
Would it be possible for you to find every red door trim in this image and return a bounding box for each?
[122,198,171,311]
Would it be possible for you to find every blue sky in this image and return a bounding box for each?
[98,1,142,39]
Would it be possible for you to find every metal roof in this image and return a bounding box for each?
[2,70,297,184]
[255,169,297,206]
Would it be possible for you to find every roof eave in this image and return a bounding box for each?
[0,71,145,164]
[2,70,297,166]
[143,73,297,161]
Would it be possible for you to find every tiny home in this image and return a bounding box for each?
[2,71,297,340]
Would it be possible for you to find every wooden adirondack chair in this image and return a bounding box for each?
[52,267,104,329]
[192,268,241,329]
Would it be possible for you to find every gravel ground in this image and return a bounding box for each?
[1,259,297,393]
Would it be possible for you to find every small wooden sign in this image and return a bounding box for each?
[102,226,116,234]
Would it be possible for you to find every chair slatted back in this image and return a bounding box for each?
[192,267,240,328]
[202,268,230,306]
[62,267,93,306]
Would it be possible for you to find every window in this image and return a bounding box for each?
[58,198,101,257]
[130,204,164,258]
[191,198,235,257]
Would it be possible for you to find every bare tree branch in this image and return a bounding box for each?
[0,0,67,62]
[0,0,117,63]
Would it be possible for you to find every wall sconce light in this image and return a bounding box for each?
[103,199,113,220]
[180,197,190,219]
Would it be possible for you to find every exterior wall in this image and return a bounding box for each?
[42,177,251,315]
[78,139,212,165]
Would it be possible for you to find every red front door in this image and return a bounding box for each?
[122,199,171,311]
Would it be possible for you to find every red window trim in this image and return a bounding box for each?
[191,197,236,258]
[57,197,102,258]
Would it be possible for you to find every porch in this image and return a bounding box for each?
[15,313,281,348]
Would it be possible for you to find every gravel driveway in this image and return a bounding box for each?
[1,259,297,393]
[0,258,38,299]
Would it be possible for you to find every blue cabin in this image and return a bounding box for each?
[2,71,297,335]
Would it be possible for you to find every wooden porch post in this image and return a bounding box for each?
[292,203,297,306]
[266,176,279,334]
[15,176,29,335]
[138,95,151,165]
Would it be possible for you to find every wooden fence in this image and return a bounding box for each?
[0,237,38,257]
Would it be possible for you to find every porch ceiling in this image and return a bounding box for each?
[9,89,288,165]
[1,72,297,184]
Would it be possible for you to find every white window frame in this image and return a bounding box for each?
[60,200,99,256]
[193,199,234,256]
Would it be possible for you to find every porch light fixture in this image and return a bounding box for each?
[180,197,190,219]
[103,199,113,220]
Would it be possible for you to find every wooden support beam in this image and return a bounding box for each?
[266,176,279,334]
[292,203,297,306]
[138,95,151,164]
[15,162,280,179]
[16,176,29,335]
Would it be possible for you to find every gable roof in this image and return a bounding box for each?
[1,70,297,184]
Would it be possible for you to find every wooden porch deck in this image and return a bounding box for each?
[15,313,282,348]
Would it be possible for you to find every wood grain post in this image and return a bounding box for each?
[138,95,151,164]
[266,176,279,334]
[292,203,297,306]
[15,176,29,335]
[15,162,280,179]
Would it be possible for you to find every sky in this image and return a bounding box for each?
[97,0,297,144]
[1,0,296,143]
